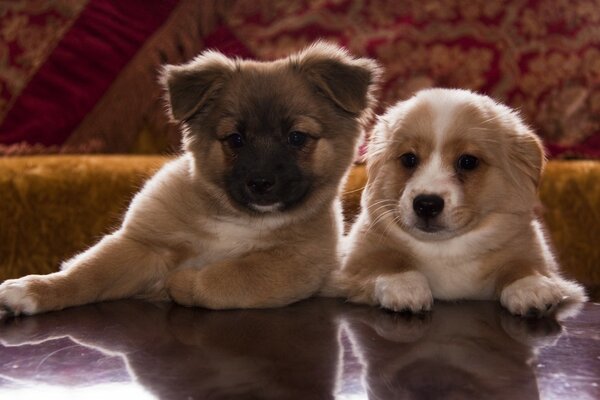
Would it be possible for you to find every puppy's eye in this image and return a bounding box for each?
[225,133,244,149]
[400,153,418,169]
[288,131,308,147]
[457,154,479,171]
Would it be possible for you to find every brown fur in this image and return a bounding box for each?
[0,42,381,315]
[325,89,586,316]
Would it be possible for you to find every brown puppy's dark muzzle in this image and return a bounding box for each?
[246,176,275,196]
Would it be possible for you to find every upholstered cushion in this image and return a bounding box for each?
[0,156,165,278]
[539,161,600,299]
[1,156,598,299]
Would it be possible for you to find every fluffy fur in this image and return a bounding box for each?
[326,88,587,316]
[0,42,380,315]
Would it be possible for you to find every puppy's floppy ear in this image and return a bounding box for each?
[291,41,381,120]
[365,117,391,180]
[508,126,546,189]
[160,51,236,122]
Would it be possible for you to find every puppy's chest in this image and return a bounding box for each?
[177,219,269,269]
[415,249,495,300]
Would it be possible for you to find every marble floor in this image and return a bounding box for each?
[0,298,598,399]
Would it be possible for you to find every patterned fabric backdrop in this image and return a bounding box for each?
[1,0,599,158]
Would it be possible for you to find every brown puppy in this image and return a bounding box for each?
[0,42,380,315]
[327,89,586,316]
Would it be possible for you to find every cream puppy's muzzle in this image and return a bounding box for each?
[395,151,478,241]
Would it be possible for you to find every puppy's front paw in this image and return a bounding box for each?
[166,269,197,307]
[374,271,433,313]
[0,278,40,316]
[500,275,564,317]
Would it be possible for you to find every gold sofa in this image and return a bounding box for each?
[1,156,598,300]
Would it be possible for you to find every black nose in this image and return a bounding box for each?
[413,194,444,218]
[246,177,275,195]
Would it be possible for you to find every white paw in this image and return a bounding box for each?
[374,271,433,313]
[500,275,564,316]
[0,279,39,316]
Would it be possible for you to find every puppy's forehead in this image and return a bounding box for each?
[385,103,435,156]
[225,65,317,116]
[398,102,434,138]
[209,65,327,137]
[395,95,490,148]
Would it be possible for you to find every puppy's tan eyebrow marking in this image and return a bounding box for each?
[379,104,436,168]
[216,118,239,138]
[442,103,487,140]
[292,116,322,136]
[393,103,436,143]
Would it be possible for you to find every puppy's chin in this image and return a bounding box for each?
[234,190,312,216]
[249,202,284,214]
[399,216,474,242]
[404,224,459,242]
[414,220,446,234]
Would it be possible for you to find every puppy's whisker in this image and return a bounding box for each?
[342,186,366,195]
[367,209,398,236]
[367,203,397,222]
[366,199,397,210]
[378,213,401,244]
[367,211,391,230]
[371,211,394,228]
[367,198,397,206]
[366,203,397,217]
[365,209,392,232]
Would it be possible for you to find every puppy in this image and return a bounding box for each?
[0,42,380,315]
[328,88,587,316]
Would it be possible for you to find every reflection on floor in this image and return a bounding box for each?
[0,299,598,399]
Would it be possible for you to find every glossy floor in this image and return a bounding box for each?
[0,299,598,399]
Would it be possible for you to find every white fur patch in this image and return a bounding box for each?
[249,203,283,213]
[500,275,565,316]
[178,213,280,270]
[374,271,433,312]
[428,92,467,141]
[0,280,39,316]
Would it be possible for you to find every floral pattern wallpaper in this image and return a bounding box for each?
[216,0,600,158]
[0,1,88,122]
[0,0,598,158]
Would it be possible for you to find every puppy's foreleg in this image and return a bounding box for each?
[331,248,433,313]
[498,270,587,316]
[166,250,326,309]
[0,232,171,315]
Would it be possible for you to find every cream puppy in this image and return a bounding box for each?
[328,88,587,316]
